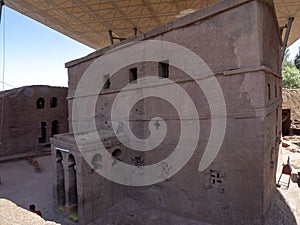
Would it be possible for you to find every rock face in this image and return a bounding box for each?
[282,89,300,134]
[0,85,68,158]
[0,199,59,225]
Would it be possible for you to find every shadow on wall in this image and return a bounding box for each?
[264,190,297,225]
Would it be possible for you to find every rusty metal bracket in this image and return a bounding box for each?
[108,28,138,45]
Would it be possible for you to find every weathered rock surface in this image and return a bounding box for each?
[283,89,300,129]
[0,85,68,158]
[90,198,213,225]
[0,199,60,225]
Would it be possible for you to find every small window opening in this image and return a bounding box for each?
[36,98,45,109]
[275,84,277,98]
[103,74,111,89]
[159,61,169,78]
[268,84,271,100]
[50,97,58,108]
[129,68,138,83]
[276,107,279,135]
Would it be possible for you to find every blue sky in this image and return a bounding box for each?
[0,7,93,90]
[0,6,300,91]
[289,40,300,60]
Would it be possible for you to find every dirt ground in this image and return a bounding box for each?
[274,136,300,225]
[0,156,75,225]
[1,145,300,225]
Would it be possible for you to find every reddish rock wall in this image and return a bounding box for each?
[282,89,300,133]
[0,85,68,157]
[52,0,282,224]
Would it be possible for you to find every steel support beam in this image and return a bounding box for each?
[281,17,294,62]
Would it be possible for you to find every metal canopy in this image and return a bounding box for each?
[4,0,300,49]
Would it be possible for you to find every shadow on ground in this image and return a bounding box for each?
[264,189,297,225]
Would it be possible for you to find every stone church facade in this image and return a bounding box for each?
[51,0,282,224]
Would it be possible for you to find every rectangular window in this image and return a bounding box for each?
[159,61,169,78]
[268,84,271,100]
[103,74,110,89]
[276,107,278,135]
[129,68,138,83]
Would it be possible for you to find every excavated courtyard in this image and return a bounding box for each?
[0,145,300,225]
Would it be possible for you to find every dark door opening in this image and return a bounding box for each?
[38,122,47,143]
[51,120,59,137]
[282,109,291,136]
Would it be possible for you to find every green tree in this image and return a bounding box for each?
[282,50,300,88]
[295,47,300,70]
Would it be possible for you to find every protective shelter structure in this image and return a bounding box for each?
[3,0,300,50]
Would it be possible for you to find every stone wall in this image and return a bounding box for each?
[53,0,282,224]
[282,89,300,134]
[0,85,68,157]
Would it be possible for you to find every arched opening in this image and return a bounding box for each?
[38,122,47,143]
[51,120,59,137]
[56,151,65,210]
[50,97,58,108]
[91,153,103,170]
[68,154,78,220]
[111,149,123,167]
[36,98,45,109]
